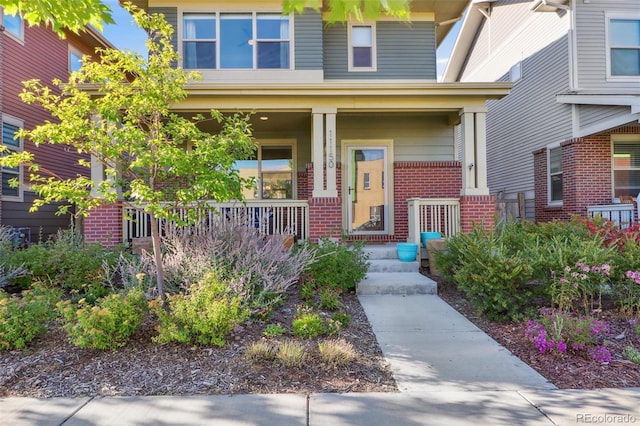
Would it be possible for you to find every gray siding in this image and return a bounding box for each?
[578,105,632,129]
[486,36,573,196]
[150,7,178,52]
[2,192,74,243]
[336,114,454,162]
[323,21,436,80]
[294,10,323,70]
[575,1,640,92]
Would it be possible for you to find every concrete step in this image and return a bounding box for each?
[368,258,419,273]
[363,244,399,260]
[357,272,437,295]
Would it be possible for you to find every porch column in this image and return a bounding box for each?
[311,107,338,198]
[460,107,489,196]
[84,154,123,247]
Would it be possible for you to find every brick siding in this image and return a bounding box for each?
[84,202,123,247]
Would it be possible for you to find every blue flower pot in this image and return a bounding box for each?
[397,242,419,262]
[420,231,442,248]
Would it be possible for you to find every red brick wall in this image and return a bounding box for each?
[460,195,496,232]
[84,202,123,247]
[534,124,640,222]
[306,162,343,241]
[393,161,461,239]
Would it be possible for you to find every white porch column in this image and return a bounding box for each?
[311,107,338,198]
[460,107,489,196]
[90,154,104,197]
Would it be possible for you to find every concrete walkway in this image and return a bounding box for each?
[1,294,639,425]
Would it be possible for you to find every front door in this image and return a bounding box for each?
[346,146,389,234]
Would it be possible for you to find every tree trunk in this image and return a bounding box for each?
[149,213,166,300]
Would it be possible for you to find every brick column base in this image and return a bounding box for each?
[460,195,496,233]
[308,197,342,242]
[84,201,123,248]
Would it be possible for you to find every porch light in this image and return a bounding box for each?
[259,116,269,121]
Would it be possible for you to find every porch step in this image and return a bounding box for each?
[363,244,399,260]
[357,272,437,295]
[368,258,420,273]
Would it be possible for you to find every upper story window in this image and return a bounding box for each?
[1,115,24,201]
[613,137,640,198]
[349,23,376,71]
[182,12,290,70]
[607,15,640,79]
[1,9,24,41]
[69,48,83,72]
[548,145,562,205]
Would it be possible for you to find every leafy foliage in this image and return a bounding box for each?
[292,309,326,339]
[282,0,411,22]
[0,284,61,350]
[58,288,147,350]
[304,238,369,293]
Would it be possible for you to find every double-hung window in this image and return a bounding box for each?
[548,145,562,204]
[349,23,376,71]
[1,115,23,200]
[69,47,83,72]
[1,8,23,41]
[613,137,640,198]
[234,143,294,200]
[182,12,290,70]
[607,14,640,78]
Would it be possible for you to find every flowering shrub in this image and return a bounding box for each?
[525,308,611,363]
[615,271,640,316]
[549,262,610,314]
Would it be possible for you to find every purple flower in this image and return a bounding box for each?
[556,341,567,353]
[588,347,611,364]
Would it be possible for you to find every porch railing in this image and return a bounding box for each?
[407,198,461,244]
[586,204,636,229]
[124,200,310,243]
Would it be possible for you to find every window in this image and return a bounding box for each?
[349,23,375,70]
[234,143,294,199]
[1,8,23,40]
[69,48,83,72]
[548,145,562,204]
[363,172,370,189]
[182,12,290,70]
[1,115,23,200]
[607,15,640,78]
[613,139,640,198]
[510,61,522,82]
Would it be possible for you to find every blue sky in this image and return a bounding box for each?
[99,1,461,79]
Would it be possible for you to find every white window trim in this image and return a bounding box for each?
[1,114,25,202]
[347,21,377,72]
[611,134,640,200]
[547,142,562,207]
[178,10,294,71]
[605,12,640,82]
[1,7,25,44]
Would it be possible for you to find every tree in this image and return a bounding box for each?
[0,6,256,299]
[0,0,114,35]
[283,0,412,22]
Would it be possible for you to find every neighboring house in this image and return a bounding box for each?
[85,0,512,247]
[0,8,114,242]
[443,0,640,224]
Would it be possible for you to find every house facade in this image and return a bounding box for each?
[85,0,511,247]
[443,0,640,223]
[0,8,114,242]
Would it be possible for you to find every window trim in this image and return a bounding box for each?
[1,114,24,202]
[348,22,377,72]
[179,11,293,71]
[547,143,562,207]
[1,7,24,43]
[605,12,640,82]
[611,134,640,200]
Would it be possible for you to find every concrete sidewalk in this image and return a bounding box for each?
[1,295,639,425]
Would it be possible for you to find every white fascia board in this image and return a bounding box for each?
[556,94,640,107]
[441,7,486,82]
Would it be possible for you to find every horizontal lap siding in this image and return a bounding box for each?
[2,192,74,242]
[294,10,322,70]
[150,7,178,52]
[579,105,632,128]
[323,21,436,80]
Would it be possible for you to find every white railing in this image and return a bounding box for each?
[124,200,310,242]
[587,204,636,229]
[407,198,461,244]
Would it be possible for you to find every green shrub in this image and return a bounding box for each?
[0,284,61,350]
[319,287,342,311]
[153,273,249,346]
[58,288,147,350]
[305,239,369,293]
[292,308,326,339]
[263,323,286,338]
[331,312,351,328]
[623,346,640,364]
